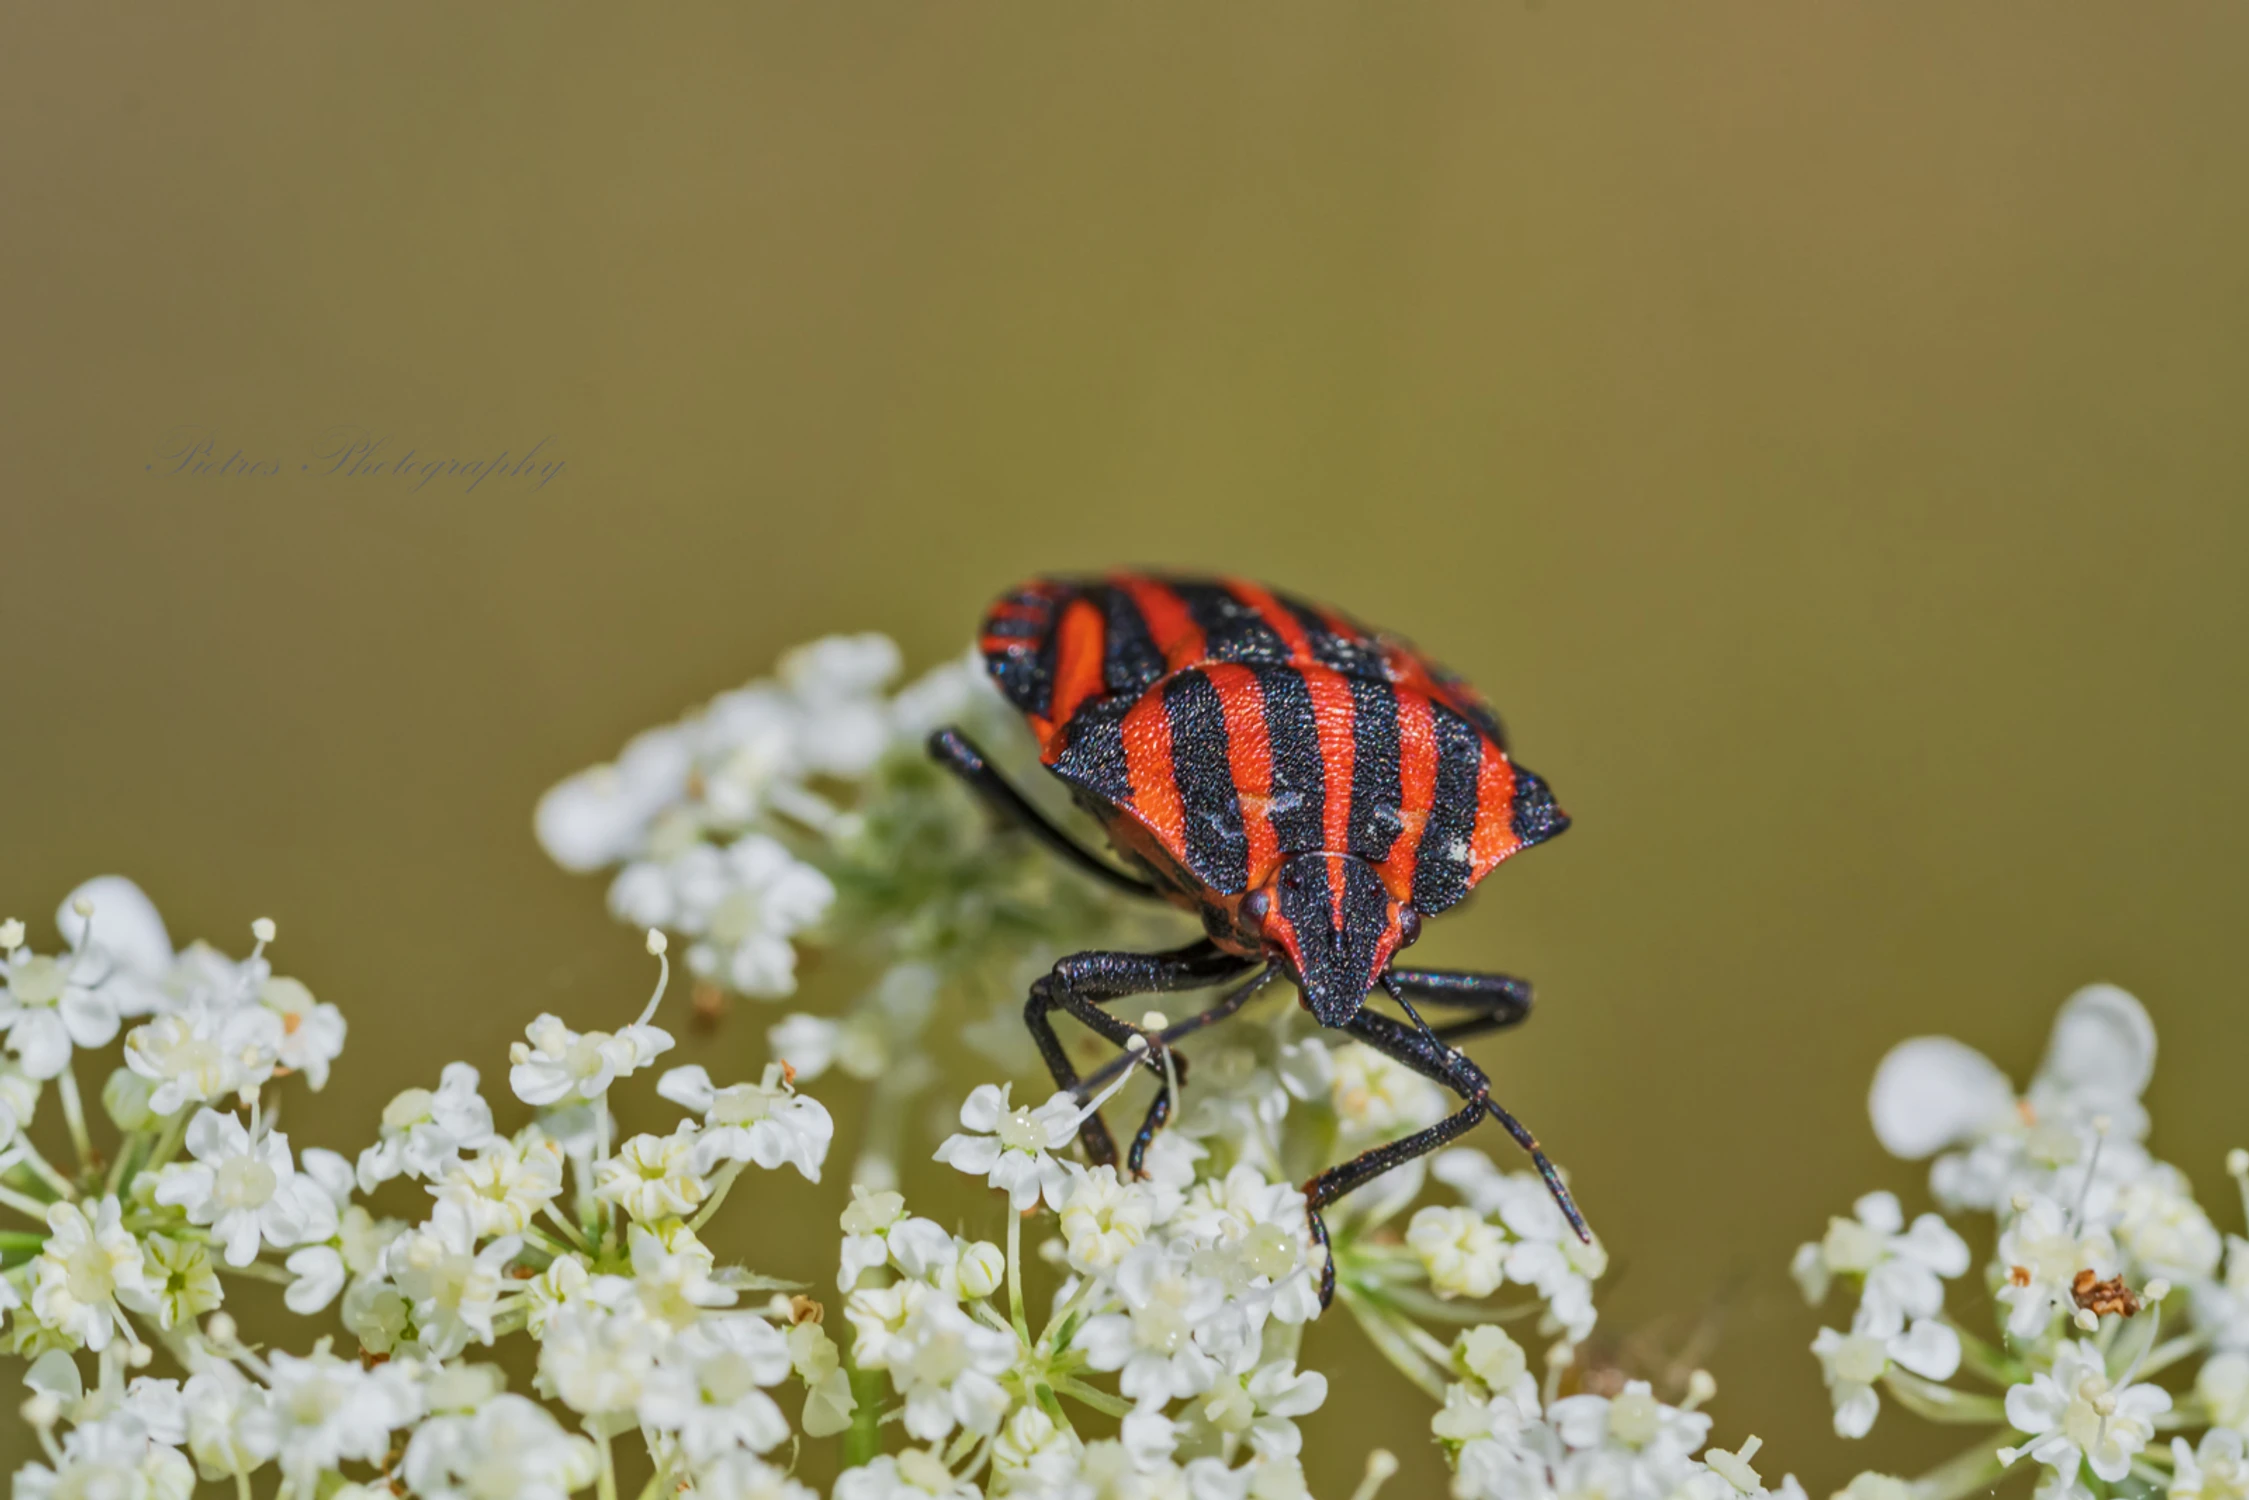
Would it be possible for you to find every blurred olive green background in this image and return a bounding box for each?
[5,4,2248,1491]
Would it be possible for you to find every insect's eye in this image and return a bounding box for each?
[1240,889,1272,926]
[1397,906,1422,947]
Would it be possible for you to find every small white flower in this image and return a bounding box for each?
[1994,1194,2120,1339]
[596,1125,709,1222]
[0,946,119,1080]
[695,1453,824,1500]
[509,1011,673,1106]
[2001,1338,2171,1486]
[1075,1243,1226,1404]
[404,1390,602,1500]
[387,1200,521,1357]
[284,1244,347,1314]
[1193,1358,1329,1460]
[183,1362,272,1481]
[153,1109,321,1267]
[2173,1429,2249,1500]
[245,1347,422,1492]
[537,1302,664,1417]
[11,1416,196,1500]
[1791,1190,1970,1336]
[1059,1163,1157,1276]
[2117,1166,2224,1279]
[141,1231,223,1331]
[257,975,346,1090]
[932,1082,1079,1212]
[831,1446,982,1500]
[659,1062,833,1182]
[1811,1320,1961,1438]
[434,1134,567,1238]
[535,724,695,872]
[612,835,835,999]
[123,1005,285,1116]
[1410,1204,1509,1300]
[639,1316,795,1460]
[1435,1151,1609,1342]
[31,1197,156,1351]
[356,1062,500,1191]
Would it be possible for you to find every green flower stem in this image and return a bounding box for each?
[103,1128,150,1198]
[0,1183,53,1221]
[143,1111,190,1174]
[687,1161,747,1233]
[1943,1317,2026,1389]
[1911,1428,2014,1500]
[221,1260,294,1286]
[2136,1330,2208,1382]
[1007,1206,1030,1346]
[13,1141,77,1203]
[594,1423,618,1500]
[55,1064,96,1173]
[1883,1370,2007,1425]
[1054,1376,1134,1419]
[1339,1286,1450,1402]
[843,1367,884,1468]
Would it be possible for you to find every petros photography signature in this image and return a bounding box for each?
[145,426,567,492]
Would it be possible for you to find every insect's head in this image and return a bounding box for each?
[1242,851,1420,1028]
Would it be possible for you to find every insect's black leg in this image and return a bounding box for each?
[1105,969,1278,1175]
[1026,941,1255,1167]
[1382,968,1535,1044]
[1300,1007,1589,1308]
[928,728,1160,898]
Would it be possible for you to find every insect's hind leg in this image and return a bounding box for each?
[928,728,1159,898]
[1026,941,1256,1167]
[1384,967,1534,1044]
[1300,1007,1588,1308]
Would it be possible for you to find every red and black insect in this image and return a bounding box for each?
[929,572,1589,1304]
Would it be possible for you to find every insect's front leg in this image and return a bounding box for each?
[1384,967,1534,1043]
[1025,940,1255,1167]
[1299,1008,1587,1308]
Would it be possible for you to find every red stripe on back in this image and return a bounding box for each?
[1203,663,1280,888]
[1224,578,1316,663]
[1386,690,1439,899]
[1041,596,1109,758]
[1120,687,1187,856]
[1302,668,1357,926]
[1116,575,1208,673]
[1468,741,1523,878]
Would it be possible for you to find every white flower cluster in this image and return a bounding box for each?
[1796,983,2249,1500]
[3,880,842,1499]
[534,633,1176,1186]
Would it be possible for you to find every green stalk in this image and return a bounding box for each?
[1911,1429,2013,1500]
[843,1367,885,1468]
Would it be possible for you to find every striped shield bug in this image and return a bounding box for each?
[930,573,1589,1305]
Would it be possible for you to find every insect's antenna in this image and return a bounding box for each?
[1379,972,1445,1053]
[1483,1095,1594,1245]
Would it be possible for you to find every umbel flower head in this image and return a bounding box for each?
[4,629,2242,1500]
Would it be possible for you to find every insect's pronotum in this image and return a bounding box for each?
[931,572,1588,1305]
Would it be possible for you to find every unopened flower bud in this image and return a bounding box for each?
[21,1394,60,1429]
[2074,1307,2100,1332]
[1351,1450,1400,1500]
[1687,1368,1719,1408]
[1140,1010,1169,1031]
[0,919,23,951]
[102,1067,157,1132]
[645,928,668,956]
[2145,1278,2173,1303]
[205,1312,238,1346]
[72,897,95,918]
[127,1343,152,1368]
[2228,1148,2249,1179]
[251,917,276,943]
[958,1240,1007,1299]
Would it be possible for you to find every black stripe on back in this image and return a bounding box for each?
[1051,696,1133,805]
[1346,676,1404,861]
[1095,585,1168,700]
[1172,580,1289,665]
[1411,704,1486,914]
[1163,668,1250,893]
[1257,666,1327,855]
[1283,598,1389,681]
